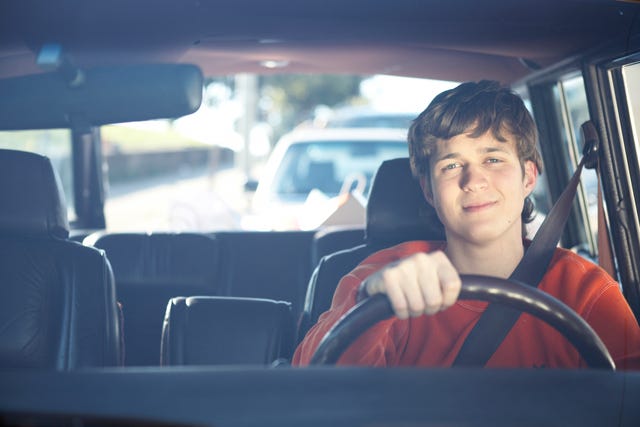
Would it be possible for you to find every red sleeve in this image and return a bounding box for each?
[582,284,640,370]
[547,250,640,370]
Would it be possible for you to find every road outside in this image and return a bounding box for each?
[104,165,250,232]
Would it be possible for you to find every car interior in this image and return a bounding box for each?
[1,0,640,426]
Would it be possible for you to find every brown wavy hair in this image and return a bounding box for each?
[408,80,543,225]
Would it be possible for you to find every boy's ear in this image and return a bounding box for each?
[419,175,434,206]
[523,160,538,196]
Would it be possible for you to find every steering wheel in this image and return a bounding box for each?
[310,275,615,370]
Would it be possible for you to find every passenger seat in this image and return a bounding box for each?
[0,149,122,370]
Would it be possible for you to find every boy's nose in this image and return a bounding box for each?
[461,165,488,192]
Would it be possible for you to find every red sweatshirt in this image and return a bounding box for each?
[293,241,640,369]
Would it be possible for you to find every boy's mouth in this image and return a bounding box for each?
[462,201,496,213]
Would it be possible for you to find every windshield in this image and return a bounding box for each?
[271,141,408,199]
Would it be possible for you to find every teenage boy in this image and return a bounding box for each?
[293,80,640,369]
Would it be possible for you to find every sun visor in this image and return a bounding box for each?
[0,64,203,130]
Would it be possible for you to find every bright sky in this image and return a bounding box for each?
[360,75,458,112]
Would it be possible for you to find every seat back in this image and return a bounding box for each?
[161,296,294,366]
[85,229,317,365]
[84,232,221,366]
[297,157,445,341]
[310,225,365,268]
[0,149,122,370]
[213,230,315,320]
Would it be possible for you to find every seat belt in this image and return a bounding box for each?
[453,121,600,367]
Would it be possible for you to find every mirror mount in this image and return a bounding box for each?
[36,43,85,88]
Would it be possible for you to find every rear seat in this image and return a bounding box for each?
[84,230,315,366]
[84,232,221,366]
[161,296,293,366]
[310,225,365,269]
[213,230,316,319]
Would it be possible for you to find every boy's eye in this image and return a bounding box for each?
[486,158,501,164]
[442,162,460,171]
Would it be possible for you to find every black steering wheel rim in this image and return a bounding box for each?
[309,274,615,370]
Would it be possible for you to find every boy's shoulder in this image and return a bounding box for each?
[543,246,618,293]
[550,247,608,274]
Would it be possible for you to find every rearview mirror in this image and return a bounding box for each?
[0,64,203,130]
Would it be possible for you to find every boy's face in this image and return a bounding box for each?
[420,130,537,247]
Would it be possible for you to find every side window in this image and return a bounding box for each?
[551,75,599,256]
[622,62,640,150]
[0,129,75,221]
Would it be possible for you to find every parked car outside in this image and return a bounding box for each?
[243,127,408,230]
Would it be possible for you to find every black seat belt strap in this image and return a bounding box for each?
[452,121,599,367]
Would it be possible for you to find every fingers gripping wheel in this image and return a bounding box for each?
[310,275,615,369]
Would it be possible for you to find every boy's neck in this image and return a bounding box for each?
[444,235,525,279]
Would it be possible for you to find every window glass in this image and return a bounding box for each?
[554,75,598,254]
[0,129,75,220]
[622,62,640,150]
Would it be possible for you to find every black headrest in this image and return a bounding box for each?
[0,149,69,239]
[365,157,445,246]
[84,232,220,285]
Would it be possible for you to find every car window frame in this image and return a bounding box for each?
[590,50,640,320]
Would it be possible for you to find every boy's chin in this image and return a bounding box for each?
[448,225,520,246]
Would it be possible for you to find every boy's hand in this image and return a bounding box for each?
[361,251,461,319]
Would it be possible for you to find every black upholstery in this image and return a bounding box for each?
[161,296,294,366]
[310,225,365,269]
[0,149,122,370]
[84,232,221,366]
[297,157,445,341]
[84,230,316,365]
[364,158,445,247]
[214,231,315,319]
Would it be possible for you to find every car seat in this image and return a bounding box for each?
[297,157,445,342]
[310,225,365,268]
[0,149,122,369]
